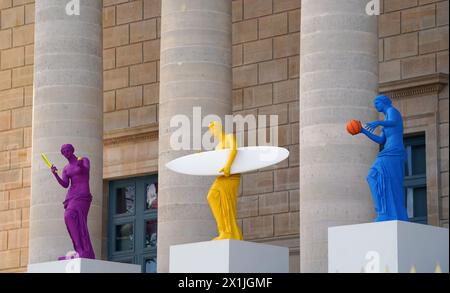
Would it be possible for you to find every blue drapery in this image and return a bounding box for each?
[368,147,409,222]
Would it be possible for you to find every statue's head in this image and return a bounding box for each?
[374,94,392,113]
[208,121,223,137]
[61,144,75,159]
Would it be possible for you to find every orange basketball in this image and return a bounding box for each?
[346,119,362,135]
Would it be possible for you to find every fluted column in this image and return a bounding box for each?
[29,0,103,263]
[299,0,379,272]
[158,0,232,272]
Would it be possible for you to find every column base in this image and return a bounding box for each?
[169,239,289,273]
[328,220,449,273]
[27,258,141,273]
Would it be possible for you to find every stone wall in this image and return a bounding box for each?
[231,0,301,273]
[379,0,448,82]
[102,0,160,180]
[0,0,34,273]
[103,0,160,133]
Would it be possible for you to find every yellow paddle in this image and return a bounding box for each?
[41,153,56,173]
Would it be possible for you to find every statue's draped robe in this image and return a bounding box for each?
[368,145,409,221]
[208,174,243,240]
[63,193,96,258]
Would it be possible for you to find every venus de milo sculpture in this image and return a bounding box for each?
[347,95,408,222]
[42,144,96,259]
[166,121,289,240]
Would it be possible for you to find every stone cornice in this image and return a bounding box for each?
[379,73,449,99]
[103,124,159,146]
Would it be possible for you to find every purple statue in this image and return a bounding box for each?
[50,144,95,260]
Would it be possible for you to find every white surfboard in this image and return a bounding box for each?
[166,146,289,176]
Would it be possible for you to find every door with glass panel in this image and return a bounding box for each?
[108,175,158,272]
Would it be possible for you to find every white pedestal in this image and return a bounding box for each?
[169,240,289,273]
[27,258,141,273]
[328,220,449,273]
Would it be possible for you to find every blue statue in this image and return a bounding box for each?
[360,95,408,222]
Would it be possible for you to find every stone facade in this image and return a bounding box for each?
[0,0,34,273]
[231,0,301,273]
[0,0,448,273]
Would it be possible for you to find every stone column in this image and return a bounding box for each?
[29,0,103,263]
[299,0,379,272]
[158,0,232,272]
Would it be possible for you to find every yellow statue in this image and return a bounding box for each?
[207,121,243,240]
